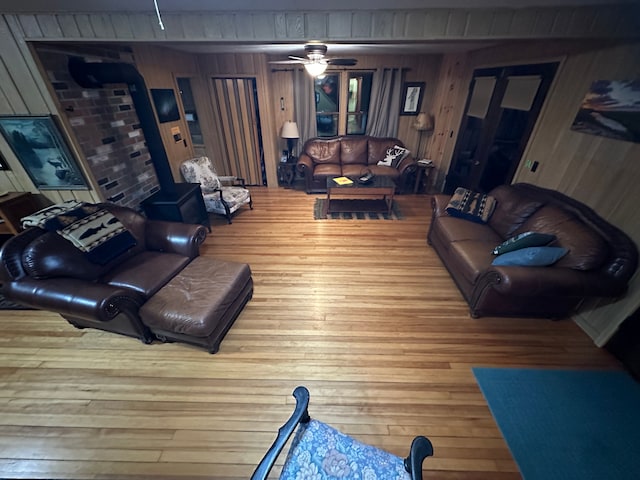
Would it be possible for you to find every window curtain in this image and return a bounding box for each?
[365,68,403,137]
[293,68,317,156]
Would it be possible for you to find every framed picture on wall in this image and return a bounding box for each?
[400,82,425,116]
[151,88,181,123]
[0,115,89,190]
[570,80,640,144]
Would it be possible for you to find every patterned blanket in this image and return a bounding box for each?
[21,201,137,265]
[445,187,497,224]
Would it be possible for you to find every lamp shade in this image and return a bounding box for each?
[304,61,328,77]
[281,121,299,139]
[413,112,434,131]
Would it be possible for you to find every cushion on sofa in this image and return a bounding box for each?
[305,138,341,164]
[377,145,410,167]
[446,188,497,224]
[101,251,191,298]
[491,246,568,266]
[312,163,342,179]
[514,205,608,270]
[488,185,544,238]
[492,231,557,255]
[340,137,368,165]
[450,240,498,284]
[437,216,503,245]
[433,217,503,259]
[367,138,402,165]
[22,231,122,280]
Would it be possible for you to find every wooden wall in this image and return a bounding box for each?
[425,52,470,190]
[0,16,100,204]
[266,53,443,164]
[1,2,635,194]
[131,45,200,181]
[194,52,278,187]
[191,52,442,187]
[514,42,640,346]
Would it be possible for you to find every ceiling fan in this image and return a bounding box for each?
[269,43,357,76]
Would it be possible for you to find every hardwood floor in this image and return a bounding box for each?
[0,188,621,479]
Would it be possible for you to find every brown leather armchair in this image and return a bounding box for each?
[0,203,208,343]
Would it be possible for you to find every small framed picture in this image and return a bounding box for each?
[400,82,425,116]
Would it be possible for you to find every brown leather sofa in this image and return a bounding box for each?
[0,203,253,352]
[296,136,417,193]
[428,183,638,318]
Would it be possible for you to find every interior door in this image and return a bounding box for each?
[210,77,265,185]
[444,63,558,194]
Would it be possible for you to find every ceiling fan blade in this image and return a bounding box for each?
[326,58,358,66]
[288,55,308,61]
[269,59,305,64]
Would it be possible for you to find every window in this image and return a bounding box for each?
[315,74,339,137]
[347,72,372,135]
[315,71,373,137]
[177,77,203,145]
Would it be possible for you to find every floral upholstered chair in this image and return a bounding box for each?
[251,386,434,480]
[180,156,252,224]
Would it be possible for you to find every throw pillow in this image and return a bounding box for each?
[377,145,409,168]
[491,246,568,266]
[42,204,137,265]
[445,187,497,224]
[492,231,556,255]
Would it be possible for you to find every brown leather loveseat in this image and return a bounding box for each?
[428,183,638,318]
[0,203,253,353]
[296,136,417,193]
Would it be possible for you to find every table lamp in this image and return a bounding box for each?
[281,121,300,161]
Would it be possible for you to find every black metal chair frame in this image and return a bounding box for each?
[251,386,434,480]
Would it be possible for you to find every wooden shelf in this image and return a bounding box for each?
[0,192,41,235]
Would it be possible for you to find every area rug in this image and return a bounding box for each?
[473,367,640,480]
[313,198,403,220]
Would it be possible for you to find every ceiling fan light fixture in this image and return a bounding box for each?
[304,61,328,77]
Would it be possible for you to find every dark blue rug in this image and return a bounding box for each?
[473,368,640,480]
[313,198,403,220]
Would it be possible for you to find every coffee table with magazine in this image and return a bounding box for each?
[323,176,395,217]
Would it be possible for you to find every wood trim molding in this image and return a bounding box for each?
[7,5,640,44]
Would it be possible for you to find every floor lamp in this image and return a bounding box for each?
[413,113,433,160]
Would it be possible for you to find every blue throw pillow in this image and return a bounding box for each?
[492,231,556,255]
[491,246,568,267]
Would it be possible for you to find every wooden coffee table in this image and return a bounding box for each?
[323,176,395,217]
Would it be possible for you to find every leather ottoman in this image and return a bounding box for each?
[139,256,253,353]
